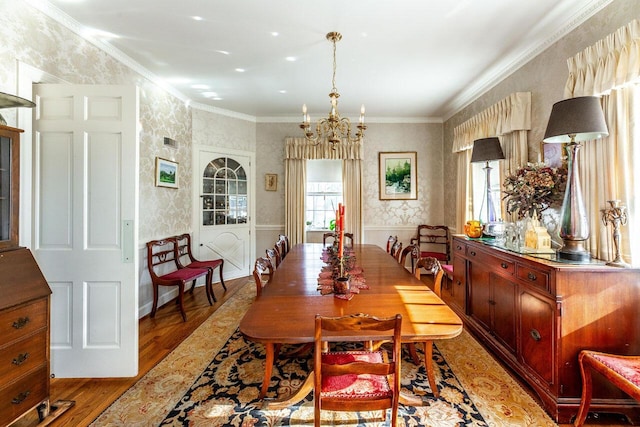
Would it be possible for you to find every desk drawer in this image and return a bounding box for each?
[0,365,48,427]
[0,299,48,346]
[0,330,47,381]
[516,264,550,292]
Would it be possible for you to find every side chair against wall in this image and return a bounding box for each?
[146,238,211,322]
[174,233,226,304]
[405,256,445,398]
[314,313,402,427]
[574,350,640,426]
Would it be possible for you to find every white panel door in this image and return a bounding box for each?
[197,148,253,279]
[33,84,139,378]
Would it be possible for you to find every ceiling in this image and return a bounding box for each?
[34,0,611,122]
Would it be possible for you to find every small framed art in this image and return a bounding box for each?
[265,173,278,191]
[155,157,179,188]
[379,151,417,200]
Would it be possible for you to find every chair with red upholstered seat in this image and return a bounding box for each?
[574,350,640,426]
[314,313,402,427]
[146,238,211,322]
[253,256,275,297]
[175,233,225,304]
[411,225,453,284]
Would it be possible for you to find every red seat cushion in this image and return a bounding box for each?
[592,353,640,386]
[160,267,208,282]
[420,251,448,262]
[186,259,223,269]
[442,264,454,278]
[321,351,391,398]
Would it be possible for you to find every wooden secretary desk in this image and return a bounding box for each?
[0,124,55,426]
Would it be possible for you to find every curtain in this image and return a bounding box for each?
[563,19,640,264]
[452,92,531,231]
[284,137,364,245]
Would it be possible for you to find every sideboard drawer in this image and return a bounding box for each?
[0,299,48,346]
[516,263,550,292]
[452,240,466,256]
[0,330,47,381]
[0,365,48,427]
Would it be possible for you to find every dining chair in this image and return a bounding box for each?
[398,244,418,270]
[323,232,354,246]
[390,240,403,261]
[406,256,444,397]
[278,234,290,256]
[265,247,281,269]
[386,235,398,254]
[574,350,640,426]
[411,225,453,291]
[146,238,211,322]
[253,256,275,297]
[275,238,287,262]
[314,313,402,427]
[174,233,226,304]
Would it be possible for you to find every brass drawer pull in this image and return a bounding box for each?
[456,245,462,250]
[12,390,30,404]
[501,262,508,269]
[12,317,30,329]
[12,352,30,365]
[527,272,537,281]
[470,251,477,256]
[530,329,541,341]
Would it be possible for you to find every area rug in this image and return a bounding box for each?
[91,281,557,426]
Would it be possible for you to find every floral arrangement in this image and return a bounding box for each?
[502,162,567,219]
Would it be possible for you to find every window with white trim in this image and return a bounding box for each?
[306,160,342,230]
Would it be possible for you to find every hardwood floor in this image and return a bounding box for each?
[13,277,247,427]
[13,274,629,426]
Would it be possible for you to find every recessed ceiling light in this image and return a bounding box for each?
[285,57,296,62]
[216,50,230,55]
[279,90,287,94]
[271,32,279,37]
[192,16,204,21]
[213,97,223,101]
[202,91,219,98]
[235,68,245,73]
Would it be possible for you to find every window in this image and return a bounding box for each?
[306,160,342,230]
[202,157,247,226]
[471,160,502,223]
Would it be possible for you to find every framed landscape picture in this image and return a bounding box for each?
[379,151,417,200]
[155,157,179,188]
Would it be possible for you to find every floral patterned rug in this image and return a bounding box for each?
[91,281,557,426]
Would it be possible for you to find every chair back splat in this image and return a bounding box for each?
[314,313,402,427]
[410,225,450,263]
[323,232,354,247]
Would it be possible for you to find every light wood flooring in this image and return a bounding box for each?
[14,274,629,427]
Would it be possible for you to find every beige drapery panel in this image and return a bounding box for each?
[284,137,364,245]
[563,19,640,264]
[452,92,531,231]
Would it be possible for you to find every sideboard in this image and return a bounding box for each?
[447,235,640,424]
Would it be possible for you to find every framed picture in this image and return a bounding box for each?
[542,141,566,168]
[265,173,278,191]
[379,151,417,200]
[155,157,179,188]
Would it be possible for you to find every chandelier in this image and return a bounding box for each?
[300,32,366,148]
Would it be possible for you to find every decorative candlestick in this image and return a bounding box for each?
[601,200,629,268]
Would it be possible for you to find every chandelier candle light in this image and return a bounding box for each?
[300,32,366,149]
[543,96,608,262]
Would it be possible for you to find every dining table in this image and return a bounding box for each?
[239,243,463,408]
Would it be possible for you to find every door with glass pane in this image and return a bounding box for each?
[197,148,253,279]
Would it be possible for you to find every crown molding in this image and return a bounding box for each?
[257,116,442,124]
[441,0,614,121]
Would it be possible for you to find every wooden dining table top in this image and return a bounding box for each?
[240,243,463,344]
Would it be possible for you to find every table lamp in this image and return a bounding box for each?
[471,137,505,224]
[543,96,608,261]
